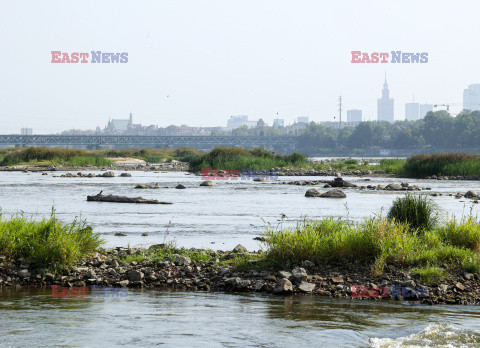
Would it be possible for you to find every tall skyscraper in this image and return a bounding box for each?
[347,109,362,122]
[377,75,394,122]
[463,84,480,111]
[419,104,433,118]
[405,103,420,121]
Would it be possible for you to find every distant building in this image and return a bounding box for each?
[226,115,257,130]
[377,76,394,122]
[419,104,433,118]
[405,103,420,121]
[21,128,33,135]
[463,84,480,111]
[106,113,134,133]
[273,118,284,127]
[347,109,362,122]
[296,116,309,124]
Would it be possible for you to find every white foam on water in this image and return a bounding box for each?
[369,323,480,347]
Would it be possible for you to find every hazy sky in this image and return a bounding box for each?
[1,0,479,133]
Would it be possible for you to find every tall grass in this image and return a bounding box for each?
[437,218,480,252]
[0,147,205,166]
[387,194,438,232]
[380,158,406,174]
[0,214,103,269]
[263,216,480,274]
[403,153,480,178]
[188,147,307,171]
[0,147,113,167]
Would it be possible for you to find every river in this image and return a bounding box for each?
[1,170,480,347]
[1,288,480,347]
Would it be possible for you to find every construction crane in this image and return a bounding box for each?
[433,104,451,111]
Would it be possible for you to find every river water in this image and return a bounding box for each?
[1,288,480,347]
[1,170,480,347]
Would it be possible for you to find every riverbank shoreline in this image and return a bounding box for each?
[1,246,479,305]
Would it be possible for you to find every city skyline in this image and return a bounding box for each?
[1,1,480,133]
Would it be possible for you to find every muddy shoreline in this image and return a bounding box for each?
[1,247,479,305]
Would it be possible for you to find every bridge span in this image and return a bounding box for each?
[0,135,297,152]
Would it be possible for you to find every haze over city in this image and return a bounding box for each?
[1,0,479,133]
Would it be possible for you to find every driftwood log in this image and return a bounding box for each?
[87,193,172,204]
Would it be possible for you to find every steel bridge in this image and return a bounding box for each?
[0,135,297,151]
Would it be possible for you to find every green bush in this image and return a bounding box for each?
[0,214,103,269]
[262,216,480,273]
[188,147,308,171]
[387,194,438,232]
[437,218,480,252]
[415,266,444,283]
[403,153,480,178]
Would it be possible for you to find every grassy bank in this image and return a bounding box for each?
[263,217,480,275]
[188,147,308,171]
[0,147,203,167]
[401,153,480,178]
[0,214,103,269]
[260,195,480,283]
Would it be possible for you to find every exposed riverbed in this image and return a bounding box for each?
[0,170,479,250]
[2,170,480,346]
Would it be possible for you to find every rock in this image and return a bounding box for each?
[298,281,316,293]
[233,244,247,253]
[302,260,315,268]
[87,193,172,204]
[464,191,478,198]
[464,273,474,280]
[118,280,129,287]
[141,233,149,236]
[220,268,230,276]
[273,278,293,293]
[455,282,465,291]
[175,184,186,189]
[328,177,357,188]
[115,232,127,236]
[120,173,131,177]
[305,188,322,197]
[438,284,449,293]
[172,254,191,266]
[85,270,96,279]
[225,277,240,287]
[127,270,144,282]
[200,180,217,187]
[18,269,30,278]
[331,277,344,284]
[386,183,403,191]
[320,189,346,198]
[19,261,30,269]
[236,279,251,290]
[278,271,293,279]
[101,171,116,177]
[291,267,308,282]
